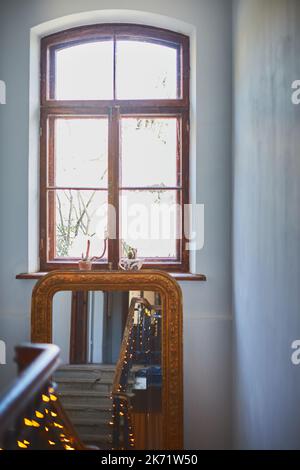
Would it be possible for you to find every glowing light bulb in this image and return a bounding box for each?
[53,422,63,429]
[31,420,40,428]
[17,441,28,448]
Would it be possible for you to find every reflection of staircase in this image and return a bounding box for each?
[53,364,115,449]
[111,297,162,450]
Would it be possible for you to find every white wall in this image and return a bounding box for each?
[52,290,105,364]
[53,291,72,364]
[0,0,232,449]
[233,0,300,449]
[89,292,105,363]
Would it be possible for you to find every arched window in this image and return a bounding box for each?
[40,24,190,271]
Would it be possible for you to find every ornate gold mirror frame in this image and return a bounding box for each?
[31,270,183,449]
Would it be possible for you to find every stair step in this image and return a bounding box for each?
[66,403,112,415]
[64,405,112,421]
[55,364,116,380]
[55,377,113,384]
[58,364,115,370]
[81,433,112,444]
[58,390,112,406]
[72,417,110,426]
[73,421,110,436]
[58,390,111,397]
[72,419,110,436]
[54,377,113,393]
[63,403,112,412]
[80,431,112,450]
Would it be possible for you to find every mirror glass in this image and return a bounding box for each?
[52,290,162,450]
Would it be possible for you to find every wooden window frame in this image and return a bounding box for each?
[40,24,190,272]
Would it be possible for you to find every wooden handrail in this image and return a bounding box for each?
[0,343,60,439]
[111,297,158,449]
[112,297,153,395]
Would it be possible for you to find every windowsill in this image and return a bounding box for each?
[16,271,206,281]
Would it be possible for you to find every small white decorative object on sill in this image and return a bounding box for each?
[119,241,144,271]
[119,258,144,271]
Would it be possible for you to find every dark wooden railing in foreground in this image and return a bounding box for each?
[0,343,85,450]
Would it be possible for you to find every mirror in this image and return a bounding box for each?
[52,290,162,450]
[31,271,182,450]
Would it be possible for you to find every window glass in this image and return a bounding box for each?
[120,190,178,258]
[121,118,178,187]
[54,118,108,188]
[51,189,108,258]
[55,41,114,100]
[116,41,178,99]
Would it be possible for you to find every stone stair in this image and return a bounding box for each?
[53,364,115,449]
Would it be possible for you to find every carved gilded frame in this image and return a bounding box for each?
[31,270,183,450]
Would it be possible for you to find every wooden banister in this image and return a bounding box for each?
[112,297,153,395]
[111,297,159,449]
[0,343,60,439]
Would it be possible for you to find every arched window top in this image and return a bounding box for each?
[41,24,189,103]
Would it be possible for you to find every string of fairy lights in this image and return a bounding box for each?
[110,300,161,450]
[110,302,137,450]
[0,300,162,451]
[1,385,77,450]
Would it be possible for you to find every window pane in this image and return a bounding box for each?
[120,190,179,259]
[55,118,108,188]
[121,118,178,187]
[52,189,108,258]
[116,41,178,99]
[55,41,113,100]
